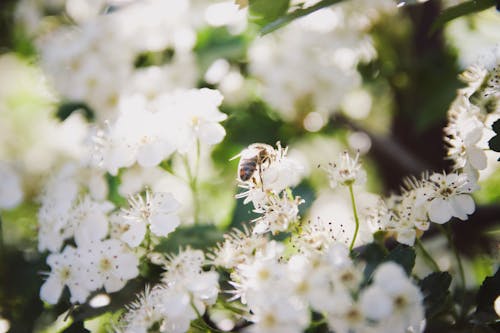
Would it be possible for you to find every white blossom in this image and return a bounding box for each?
[326,151,367,188]
[40,246,91,304]
[252,193,303,235]
[119,190,181,247]
[423,172,477,224]
[0,162,23,210]
[80,239,139,293]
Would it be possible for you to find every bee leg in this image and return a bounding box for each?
[258,160,265,191]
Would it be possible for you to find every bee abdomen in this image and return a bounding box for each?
[239,161,257,181]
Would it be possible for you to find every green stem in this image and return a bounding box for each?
[415,237,440,272]
[0,214,4,258]
[261,0,347,35]
[183,140,201,224]
[438,224,466,318]
[438,224,466,290]
[348,184,360,251]
[190,298,224,333]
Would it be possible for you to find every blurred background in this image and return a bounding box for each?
[0,0,499,332]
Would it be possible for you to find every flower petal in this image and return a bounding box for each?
[198,123,226,145]
[121,221,147,248]
[40,276,64,304]
[428,198,452,224]
[450,194,475,221]
[150,213,180,236]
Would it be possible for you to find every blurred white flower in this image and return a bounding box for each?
[368,262,425,333]
[37,163,109,252]
[94,88,225,174]
[248,1,395,123]
[0,162,23,210]
[160,88,226,152]
[69,195,114,247]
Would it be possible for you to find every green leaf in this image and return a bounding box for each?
[418,271,452,319]
[359,242,387,282]
[488,119,500,153]
[260,0,346,35]
[431,0,496,34]
[62,320,90,333]
[474,268,500,324]
[105,173,127,207]
[249,0,290,26]
[56,102,94,121]
[385,244,416,275]
[359,243,415,284]
[194,27,248,82]
[154,224,224,254]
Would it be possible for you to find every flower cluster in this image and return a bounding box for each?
[445,48,500,179]
[36,0,198,121]
[93,88,226,175]
[38,165,181,304]
[0,55,88,210]
[369,171,478,246]
[3,1,498,333]
[248,0,395,126]
[41,239,139,304]
[212,232,425,333]
[117,248,219,333]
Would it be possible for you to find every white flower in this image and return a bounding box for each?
[40,246,91,304]
[118,248,220,332]
[207,225,269,269]
[81,239,139,293]
[252,193,304,235]
[247,3,382,124]
[118,285,164,333]
[154,286,196,333]
[379,189,429,246]
[370,262,425,333]
[161,248,219,307]
[326,302,366,333]
[423,172,477,224]
[246,296,309,333]
[326,151,366,188]
[292,217,342,254]
[0,162,23,210]
[360,285,393,321]
[118,283,198,333]
[69,195,114,247]
[286,254,336,312]
[93,104,175,175]
[156,88,227,152]
[261,145,304,193]
[120,190,181,247]
[445,95,488,171]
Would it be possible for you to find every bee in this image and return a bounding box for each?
[233,143,276,184]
